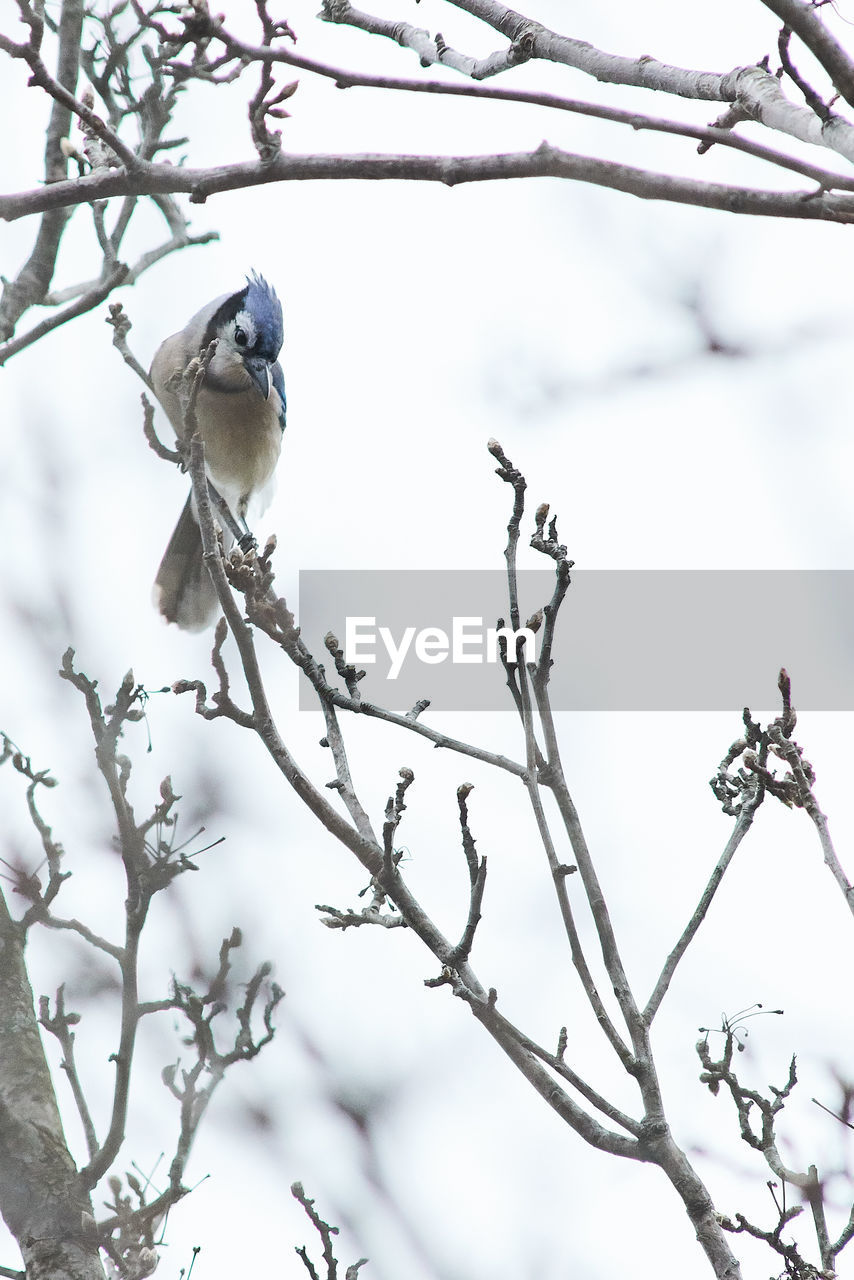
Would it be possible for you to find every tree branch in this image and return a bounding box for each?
[4,146,854,226]
[0,263,128,367]
[39,986,99,1162]
[760,0,854,108]
[0,0,85,343]
[644,790,764,1024]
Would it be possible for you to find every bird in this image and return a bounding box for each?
[150,272,286,630]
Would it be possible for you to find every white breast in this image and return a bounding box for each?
[197,384,283,515]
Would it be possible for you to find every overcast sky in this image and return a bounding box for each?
[3,3,854,1278]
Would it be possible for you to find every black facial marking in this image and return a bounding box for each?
[203,285,250,348]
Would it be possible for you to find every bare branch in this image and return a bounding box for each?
[292,1182,369,1280]
[778,23,834,121]
[0,263,128,367]
[39,986,99,1161]
[236,547,528,778]
[489,445,638,1070]
[0,881,98,1276]
[5,146,854,227]
[1,17,137,170]
[110,315,153,395]
[316,683,378,843]
[41,914,123,961]
[644,793,763,1023]
[698,1032,808,1184]
[128,0,854,190]
[0,0,85,343]
[448,785,487,965]
[316,898,406,930]
[467,994,642,1137]
[45,228,218,307]
[760,0,854,107]
[713,671,854,917]
[321,0,527,79]
[438,969,643,1158]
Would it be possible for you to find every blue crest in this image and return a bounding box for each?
[244,270,284,358]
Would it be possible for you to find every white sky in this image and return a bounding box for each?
[3,3,854,1278]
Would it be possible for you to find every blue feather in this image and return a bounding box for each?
[245,270,284,359]
[271,362,287,432]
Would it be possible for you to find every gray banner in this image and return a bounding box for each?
[297,570,854,711]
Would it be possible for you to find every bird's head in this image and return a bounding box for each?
[211,272,284,399]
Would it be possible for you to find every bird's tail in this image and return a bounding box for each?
[153,495,221,631]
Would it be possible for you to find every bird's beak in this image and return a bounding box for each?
[245,355,272,400]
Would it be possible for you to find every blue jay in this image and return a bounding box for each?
[151,272,286,630]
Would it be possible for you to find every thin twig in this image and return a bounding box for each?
[318,699,378,844]
[644,791,763,1023]
[39,986,99,1160]
[0,263,128,366]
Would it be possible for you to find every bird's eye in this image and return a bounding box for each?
[234,325,248,347]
